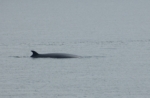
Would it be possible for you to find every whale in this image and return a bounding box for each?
[30,50,79,58]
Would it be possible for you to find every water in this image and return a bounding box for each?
[1,1,150,98]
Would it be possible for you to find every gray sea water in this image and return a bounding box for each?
[1,1,150,98]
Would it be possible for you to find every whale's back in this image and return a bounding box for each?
[31,50,79,58]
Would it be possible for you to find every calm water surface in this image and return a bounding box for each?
[1,33,150,98]
[1,0,150,98]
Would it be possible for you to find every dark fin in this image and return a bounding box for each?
[31,50,39,57]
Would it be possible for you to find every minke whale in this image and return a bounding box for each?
[31,50,79,58]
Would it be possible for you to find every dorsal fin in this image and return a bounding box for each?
[31,50,39,57]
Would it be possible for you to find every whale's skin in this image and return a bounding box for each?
[30,50,79,58]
